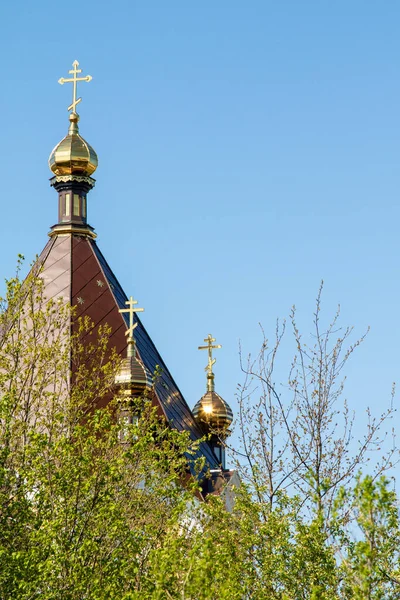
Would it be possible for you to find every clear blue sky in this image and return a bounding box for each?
[1,1,399,463]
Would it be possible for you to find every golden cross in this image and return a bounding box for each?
[119,296,144,342]
[198,334,221,376]
[58,60,92,114]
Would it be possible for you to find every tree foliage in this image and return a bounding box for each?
[0,262,200,599]
[0,266,399,599]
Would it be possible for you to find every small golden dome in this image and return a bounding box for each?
[115,355,153,396]
[193,391,233,433]
[49,113,98,177]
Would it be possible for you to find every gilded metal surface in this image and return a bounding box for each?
[193,391,233,433]
[49,61,98,177]
[48,224,97,239]
[49,113,98,177]
[115,355,152,393]
[115,296,151,394]
[50,174,96,187]
[195,333,233,435]
[198,334,221,392]
[119,296,144,356]
[58,60,92,114]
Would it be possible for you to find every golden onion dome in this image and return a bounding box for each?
[49,112,98,177]
[115,355,153,396]
[193,390,233,433]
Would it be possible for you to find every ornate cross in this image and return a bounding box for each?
[198,334,221,376]
[119,296,144,342]
[58,60,92,114]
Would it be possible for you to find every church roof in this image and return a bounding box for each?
[34,60,225,476]
[38,232,221,471]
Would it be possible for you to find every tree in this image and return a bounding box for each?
[234,283,397,523]
[146,486,340,600]
[0,261,201,599]
[335,475,400,599]
[1,264,399,599]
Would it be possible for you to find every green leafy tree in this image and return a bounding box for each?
[135,484,341,600]
[1,263,400,600]
[0,262,201,599]
[335,475,400,599]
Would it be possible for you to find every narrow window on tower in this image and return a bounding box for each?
[82,196,86,218]
[214,445,222,463]
[73,194,80,216]
[65,193,71,217]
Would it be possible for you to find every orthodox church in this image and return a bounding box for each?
[36,61,235,498]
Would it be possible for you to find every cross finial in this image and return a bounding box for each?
[119,296,144,357]
[58,60,92,114]
[198,334,221,391]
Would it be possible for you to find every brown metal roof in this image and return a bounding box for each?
[38,232,220,471]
